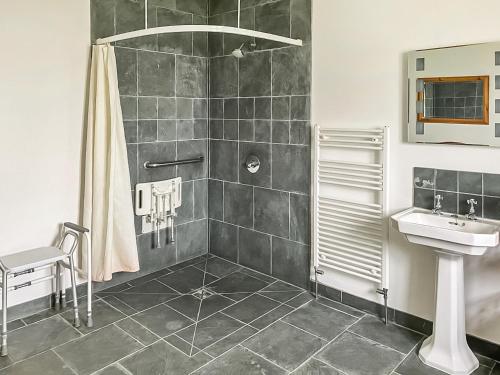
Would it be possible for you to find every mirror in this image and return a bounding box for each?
[407,42,500,147]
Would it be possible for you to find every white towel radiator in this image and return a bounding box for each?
[311,126,390,322]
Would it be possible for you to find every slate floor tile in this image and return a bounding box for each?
[5,315,81,363]
[158,267,218,294]
[164,334,201,356]
[285,291,315,307]
[259,280,303,303]
[115,318,159,346]
[317,297,365,318]
[132,304,193,337]
[283,301,357,340]
[127,268,171,286]
[177,312,244,350]
[194,257,241,278]
[192,346,287,375]
[55,325,142,375]
[120,340,211,375]
[61,299,126,334]
[95,364,130,375]
[166,294,234,320]
[349,315,423,354]
[222,294,280,323]
[0,350,74,375]
[168,255,211,271]
[207,271,269,298]
[204,325,258,357]
[317,331,404,375]
[100,295,136,316]
[238,267,277,283]
[250,304,294,330]
[112,280,180,311]
[292,357,341,375]
[243,321,325,371]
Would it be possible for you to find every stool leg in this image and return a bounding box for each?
[1,271,8,356]
[54,262,61,311]
[60,269,66,309]
[68,257,80,328]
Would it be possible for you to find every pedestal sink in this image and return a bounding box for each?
[391,207,500,375]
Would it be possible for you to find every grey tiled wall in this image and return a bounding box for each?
[91,0,312,288]
[207,0,312,288]
[414,167,500,219]
[91,0,209,281]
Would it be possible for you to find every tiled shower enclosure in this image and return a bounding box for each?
[91,0,312,288]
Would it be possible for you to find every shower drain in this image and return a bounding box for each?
[192,287,216,300]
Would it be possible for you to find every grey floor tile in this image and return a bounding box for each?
[158,266,218,294]
[0,350,74,375]
[112,280,180,311]
[259,280,303,303]
[115,318,159,346]
[285,291,315,308]
[492,363,500,374]
[97,283,133,295]
[192,346,287,375]
[250,304,294,330]
[349,315,423,354]
[238,267,277,283]
[5,315,81,363]
[127,269,171,286]
[120,340,211,375]
[317,297,365,318]
[168,255,211,271]
[166,294,234,320]
[61,299,126,334]
[207,271,269,298]
[243,321,325,371]
[223,294,280,324]
[204,325,258,357]
[132,304,193,337]
[55,325,142,375]
[317,331,404,375]
[164,334,200,356]
[95,364,130,375]
[283,301,357,340]
[292,358,342,374]
[194,257,241,278]
[177,312,244,350]
[5,319,28,330]
[100,295,137,316]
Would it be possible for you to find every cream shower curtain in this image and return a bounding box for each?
[83,45,140,281]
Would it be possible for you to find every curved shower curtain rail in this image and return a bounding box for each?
[95,24,303,46]
[95,0,303,47]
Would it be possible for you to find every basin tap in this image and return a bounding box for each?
[432,194,443,215]
[466,199,478,221]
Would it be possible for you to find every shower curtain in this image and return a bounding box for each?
[83,45,140,281]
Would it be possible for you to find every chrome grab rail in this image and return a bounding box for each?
[144,156,204,169]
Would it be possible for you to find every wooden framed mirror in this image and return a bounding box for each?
[416,76,489,125]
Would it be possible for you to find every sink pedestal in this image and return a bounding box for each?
[419,251,478,375]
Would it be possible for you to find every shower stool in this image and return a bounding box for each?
[0,222,93,356]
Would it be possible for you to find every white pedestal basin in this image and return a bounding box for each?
[391,207,500,375]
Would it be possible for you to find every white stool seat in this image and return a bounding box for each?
[0,247,67,273]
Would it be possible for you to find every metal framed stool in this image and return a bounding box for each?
[0,222,92,356]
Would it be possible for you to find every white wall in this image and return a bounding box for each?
[0,1,90,306]
[313,0,500,344]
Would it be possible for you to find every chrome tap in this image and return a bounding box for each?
[432,194,443,215]
[465,199,478,221]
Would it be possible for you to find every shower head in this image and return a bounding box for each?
[232,41,256,58]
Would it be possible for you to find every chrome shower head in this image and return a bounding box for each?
[232,41,256,58]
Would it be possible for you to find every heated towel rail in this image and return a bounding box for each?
[311,126,390,322]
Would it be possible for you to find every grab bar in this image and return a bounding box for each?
[144,156,204,169]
